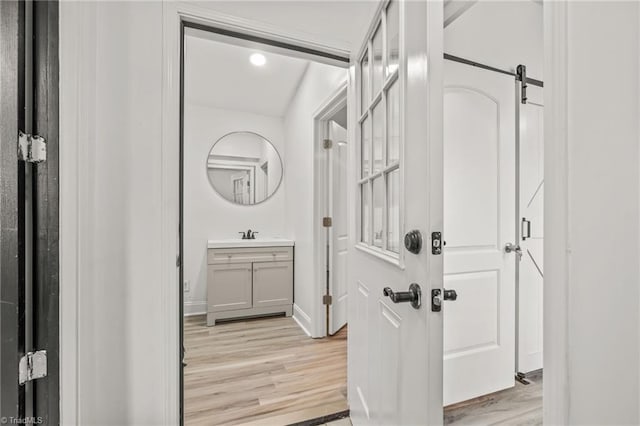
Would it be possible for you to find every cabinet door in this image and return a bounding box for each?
[252,261,293,308]
[208,262,252,313]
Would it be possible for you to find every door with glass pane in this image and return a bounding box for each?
[348,1,444,424]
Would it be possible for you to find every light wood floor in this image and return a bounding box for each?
[184,315,347,426]
[184,314,541,426]
[444,373,543,425]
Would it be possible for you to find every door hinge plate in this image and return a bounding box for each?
[323,217,333,227]
[19,350,47,385]
[323,139,333,149]
[431,232,442,255]
[323,294,333,305]
[18,131,47,163]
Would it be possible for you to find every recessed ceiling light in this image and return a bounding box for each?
[250,53,266,67]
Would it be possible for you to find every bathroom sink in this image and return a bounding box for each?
[207,238,294,249]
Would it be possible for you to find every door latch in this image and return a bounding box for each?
[431,289,458,312]
[431,232,443,255]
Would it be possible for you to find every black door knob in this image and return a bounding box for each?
[404,230,422,254]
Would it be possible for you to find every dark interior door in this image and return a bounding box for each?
[0,0,27,420]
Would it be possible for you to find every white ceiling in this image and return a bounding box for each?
[190,1,379,53]
[185,31,311,117]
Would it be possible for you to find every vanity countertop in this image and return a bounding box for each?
[207,238,295,249]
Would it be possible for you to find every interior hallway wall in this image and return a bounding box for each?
[60,2,165,424]
[183,104,287,315]
[545,2,640,424]
[444,1,543,78]
[283,62,347,336]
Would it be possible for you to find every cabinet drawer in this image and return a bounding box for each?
[208,246,293,264]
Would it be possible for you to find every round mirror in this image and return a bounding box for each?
[206,132,283,205]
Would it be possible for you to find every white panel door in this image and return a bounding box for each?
[443,60,516,405]
[517,84,544,374]
[348,1,443,425]
[329,120,349,335]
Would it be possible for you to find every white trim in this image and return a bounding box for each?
[59,2,97,423]
[354,242,402,268]
[292,304,313,337]
[183,301,207,317]
[542,1,570,424]
[178,3,350,65]
[312,82,349,338]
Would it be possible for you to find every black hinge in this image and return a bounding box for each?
[516,64,527,104]
[323,139,333,149]
[323,294,333,305]
[431,232,442,255]
[323,217,333,227]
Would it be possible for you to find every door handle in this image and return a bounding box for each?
[431,288,458,312]
[504,242,523,260]
[521,218,531,241]
[383,283,421,309]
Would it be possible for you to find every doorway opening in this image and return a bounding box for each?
[441,1,544,424]
[179,23,352,425]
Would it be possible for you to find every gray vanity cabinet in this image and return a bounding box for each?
[207,246,293,326]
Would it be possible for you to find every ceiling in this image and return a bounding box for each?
[190,1,379,53]
[185,30,312,117]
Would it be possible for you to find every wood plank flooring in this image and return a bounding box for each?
[444,373,543,425]
[184,314,542,426]
[184,315,347,426]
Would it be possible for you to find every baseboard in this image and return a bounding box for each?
[293,304,312,337]
[183,300,207,316]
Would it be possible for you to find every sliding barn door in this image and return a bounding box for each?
[517,84,544,374]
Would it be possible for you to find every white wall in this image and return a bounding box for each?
[445,1,543,79]
[184,104,286,314]
[60,2,165,424]
[545,2,640,424]
[283,62,347,335]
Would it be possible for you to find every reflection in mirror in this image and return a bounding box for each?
[207,132,283,205]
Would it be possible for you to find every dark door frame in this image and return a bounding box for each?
[32,1,60,423]
[0,1,59,423]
